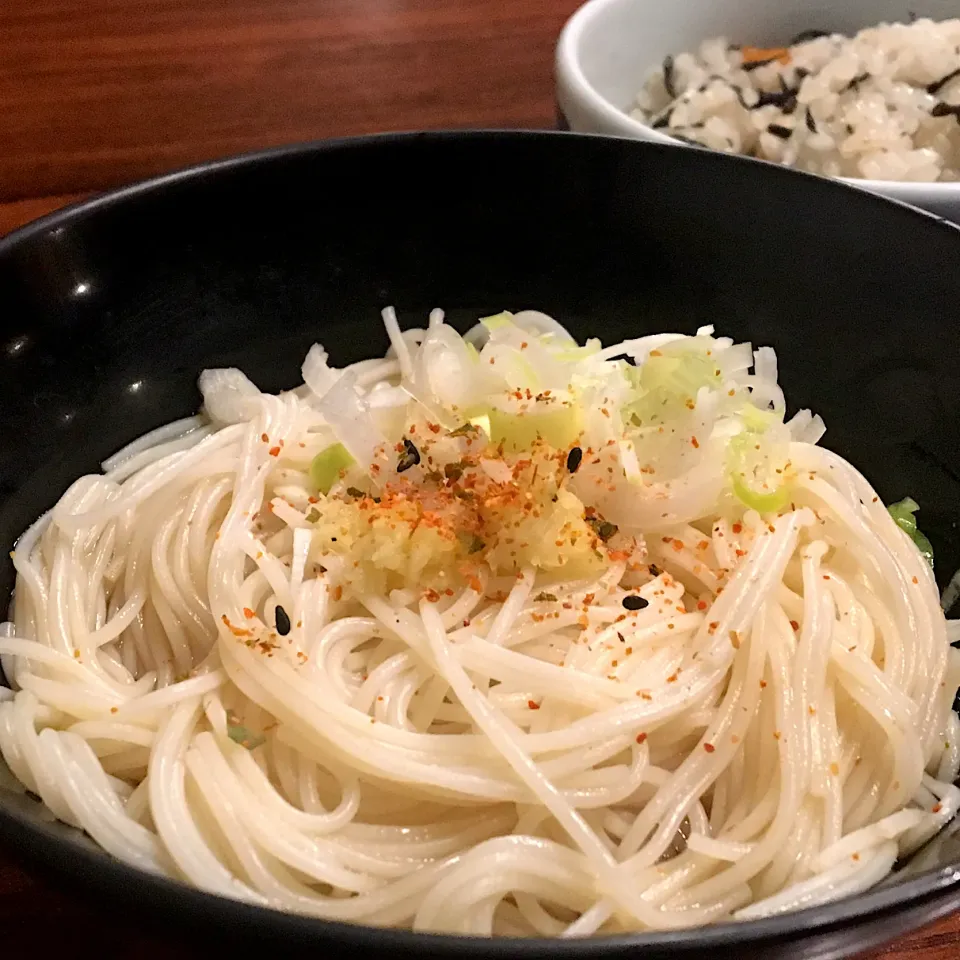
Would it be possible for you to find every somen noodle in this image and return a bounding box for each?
[2,308,958,935]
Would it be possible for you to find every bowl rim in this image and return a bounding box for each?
[555,0,960,198]
[2,128,960,952]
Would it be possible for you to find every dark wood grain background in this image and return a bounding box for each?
[1,1,959,956]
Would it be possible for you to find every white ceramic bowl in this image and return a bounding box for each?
[556,0,960,220]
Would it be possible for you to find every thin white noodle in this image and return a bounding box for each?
[1,307,955,935]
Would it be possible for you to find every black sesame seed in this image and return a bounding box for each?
[566,446,583,473]
[623,595,649,611]
[805,107,817,133]
[397,437,421,472]
[767,123,793,139]
[275,605,291,636]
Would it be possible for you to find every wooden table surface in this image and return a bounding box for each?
[2,1,960,957]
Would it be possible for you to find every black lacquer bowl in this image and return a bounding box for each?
[1,131,960,959]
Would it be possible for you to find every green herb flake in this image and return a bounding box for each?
[305,507,321,523]
[226,715,266,750]
[534,591,558,602]
[397,438,421,473]
[457,531,486,554]
[586,516,619,542]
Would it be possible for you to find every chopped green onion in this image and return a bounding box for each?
[480,311,513,332]
[740,405,779,432]
[732,474,791,513]
[487,404,583,453]
[309,443,355,494]
[888,498,934,568]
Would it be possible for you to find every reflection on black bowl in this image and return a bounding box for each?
[1,131,960,959]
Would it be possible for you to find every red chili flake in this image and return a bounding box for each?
[261,433,269,442]
[666,673,678,683]
[220,614,252,638]
[636,733,647,744]
[851,852,860,861]
[933,803,943,814]
[703,743,716,753]
[649,350,662,357]
[708,621,719,634]
[528,700,541,710]
[268,446,281,457]
[243,607,256,619]
[732,523,743,534]
[520,341,528,349]
[601,408,610,418]
[332,585,343,601]
[697,600,708,610]
[308,496,319,504]
[691,436,700,449]
[428,423,441,434]
[110,706,118,714]
[672,540,684,553]
[760,680,767,688]
[697,540,709,551]
[912,576,919,585]
[790,620,799,631]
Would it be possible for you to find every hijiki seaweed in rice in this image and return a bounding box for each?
[633,18,960,181]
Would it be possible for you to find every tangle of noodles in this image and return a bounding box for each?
[2,308,958,935]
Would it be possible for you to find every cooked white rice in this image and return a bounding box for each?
[633,18,960,182]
